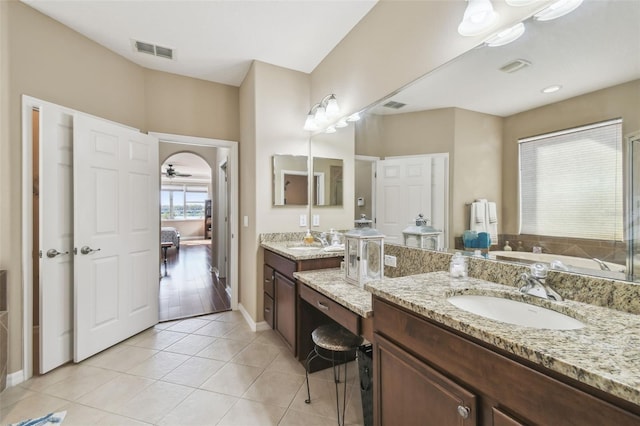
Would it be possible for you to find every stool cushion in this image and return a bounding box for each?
[312,324,364,352]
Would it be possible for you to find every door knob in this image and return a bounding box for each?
[80,246,101,255]
[46,249,68,258]
[457,405,470,419]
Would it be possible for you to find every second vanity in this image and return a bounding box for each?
[261,237,640,424]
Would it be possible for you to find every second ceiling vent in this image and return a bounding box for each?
[133,40,174,60]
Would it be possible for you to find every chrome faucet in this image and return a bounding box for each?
[519,263,563,301]
[315,233,329,247]
[592,258,611,271]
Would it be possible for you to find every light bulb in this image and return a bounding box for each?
[534,0,583,21]
[325,95,340,117]
[486,23,525,47]
[458,0,498,36]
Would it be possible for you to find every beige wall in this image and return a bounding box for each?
[502,79,640,234]
[0,1,240,375]
[145,70,239,142]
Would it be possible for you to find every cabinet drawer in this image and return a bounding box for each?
[264,250,296,280]
[264,294,274,329]
[263,265,274,298]
[299,283,359,335]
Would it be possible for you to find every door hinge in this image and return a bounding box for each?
[39,250,42,258]
[73,247,78,255]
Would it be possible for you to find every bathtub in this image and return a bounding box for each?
[488,251,626,274]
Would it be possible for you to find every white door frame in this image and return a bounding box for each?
[150,132,239,312]
[20,95,140,381]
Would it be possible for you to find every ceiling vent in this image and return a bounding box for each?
[499,59,531,73]
[133,40,174,60]
[383,100,407,110]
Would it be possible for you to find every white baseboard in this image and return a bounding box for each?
[237,303,272,332]
[237,303,257,331]
[6,370,24,388]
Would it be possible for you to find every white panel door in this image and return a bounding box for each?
[73,113,159,362]
[376,157,432,244]
[39,104,74,373]
[376,155,449,248]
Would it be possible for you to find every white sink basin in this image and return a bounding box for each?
[447,295,584,330]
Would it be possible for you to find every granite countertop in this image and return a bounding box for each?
[365,271,640,407]
[261,240,345,261]
[293,268,372,318]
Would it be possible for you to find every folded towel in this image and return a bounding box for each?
[11,411,67,426]
[472,202,485,224]
[487,202,498,224]
[323,244,345,252]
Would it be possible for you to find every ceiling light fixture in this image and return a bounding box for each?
[534,0,583,21]
[541,84,562,93]
[347,112,361,122]
[485,22,526,47]
[335,118,349,128]
[505,0,538,6]
[303,94,340,131]
[458,0,498,37]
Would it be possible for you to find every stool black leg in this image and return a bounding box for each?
[341,361,348,426]
[305,348,319,404]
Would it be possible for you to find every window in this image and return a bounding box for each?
[161,184,208,220]
[519,119,623,240]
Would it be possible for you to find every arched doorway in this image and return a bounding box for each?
[159,152,230,321]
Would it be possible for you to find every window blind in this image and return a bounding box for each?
[519,119,623,240]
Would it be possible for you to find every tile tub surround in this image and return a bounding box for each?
[293,269,372,318]
[365,271,640,407]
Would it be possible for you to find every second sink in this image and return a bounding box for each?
[447,295,584,330]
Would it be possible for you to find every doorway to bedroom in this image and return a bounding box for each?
[159,150,231,321]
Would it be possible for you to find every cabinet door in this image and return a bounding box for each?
[492,407,527,426]
[275,272,296,353]
[375,334,477,426]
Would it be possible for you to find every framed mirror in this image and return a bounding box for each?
[352,0,640,282]
[312,157,343,207]
[272,154,308,206]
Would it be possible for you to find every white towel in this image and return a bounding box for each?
[469,203,487,233]
[472,202,485,224]
[487,202,498,224]
[486,202,498,245]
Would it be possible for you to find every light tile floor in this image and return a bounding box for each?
[0,311,366,425]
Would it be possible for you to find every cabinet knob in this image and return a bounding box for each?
[457,405,470,419]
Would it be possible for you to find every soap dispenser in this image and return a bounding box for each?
[503,241,512,251]
[303,229,314,245]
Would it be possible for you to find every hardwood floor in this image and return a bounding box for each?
[159,241,230,322]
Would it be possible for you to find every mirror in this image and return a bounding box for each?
[349,0,640,282]
[272,154,308,206]
[312,157,343,207]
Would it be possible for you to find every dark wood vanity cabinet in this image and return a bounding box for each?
[373,297,640,426]
[263,249,341,356]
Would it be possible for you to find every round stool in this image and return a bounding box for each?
[304,323,364,426]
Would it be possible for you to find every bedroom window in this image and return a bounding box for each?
[161,184,208,220]
[519,118,623,240]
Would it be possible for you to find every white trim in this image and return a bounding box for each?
[237,303,256,331]
[6,370,25,388]
[150,132,239,311]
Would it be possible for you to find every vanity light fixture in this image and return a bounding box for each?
[541,84,562,93]
[458,0,498,37]
[485,22,525,47]
[325,126,337,134]
[347,112,361,122]
[534,0,583,21]
[505,0,538,6]
[335,118,349,128]
[303,94,340,131]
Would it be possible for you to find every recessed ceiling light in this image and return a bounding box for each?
[541,85,562,93]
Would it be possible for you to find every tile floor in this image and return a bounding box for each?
[0,311,365,425]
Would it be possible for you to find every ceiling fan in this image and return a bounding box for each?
[164,164,192,178]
